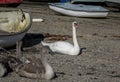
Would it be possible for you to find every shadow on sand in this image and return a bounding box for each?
[0,33,44,51]
[22,33,44,48]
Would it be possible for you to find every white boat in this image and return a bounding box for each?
[49,3,109,17]
[0,9,32,48]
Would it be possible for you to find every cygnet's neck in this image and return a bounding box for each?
[42,57,55,80]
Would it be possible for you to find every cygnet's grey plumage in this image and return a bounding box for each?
[10,46,55,80]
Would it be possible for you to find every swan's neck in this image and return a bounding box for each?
[42,58,55,80]
[72,26,79,49]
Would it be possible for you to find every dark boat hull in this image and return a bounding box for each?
[105,1,120,9]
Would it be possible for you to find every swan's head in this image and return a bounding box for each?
[72,21,78,28]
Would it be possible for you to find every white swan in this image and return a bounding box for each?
[41,21,80,55]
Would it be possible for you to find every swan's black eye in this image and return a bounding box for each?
[74,23,78,27]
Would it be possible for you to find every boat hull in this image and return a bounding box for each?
[0,10,32,48]
[105,1,120,9]
[49,5,108,17]
[0,32,25,47]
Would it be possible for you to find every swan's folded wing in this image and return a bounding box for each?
[51,41,74,53]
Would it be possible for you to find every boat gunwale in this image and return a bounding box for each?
[0,11,32,37]
[105,0,120,4]
[49,3,109,12]
[105,1,120,8]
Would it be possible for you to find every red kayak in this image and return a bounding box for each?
[0,0,23,7]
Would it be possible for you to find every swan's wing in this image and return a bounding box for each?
[17,64,44,79]
[17,58,45,74]
[50,41,74,53]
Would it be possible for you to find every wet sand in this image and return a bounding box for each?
[0,2,120,82]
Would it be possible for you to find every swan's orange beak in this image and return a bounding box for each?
[74,23,79,29]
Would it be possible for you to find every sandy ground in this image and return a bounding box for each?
[0,2,120,82]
